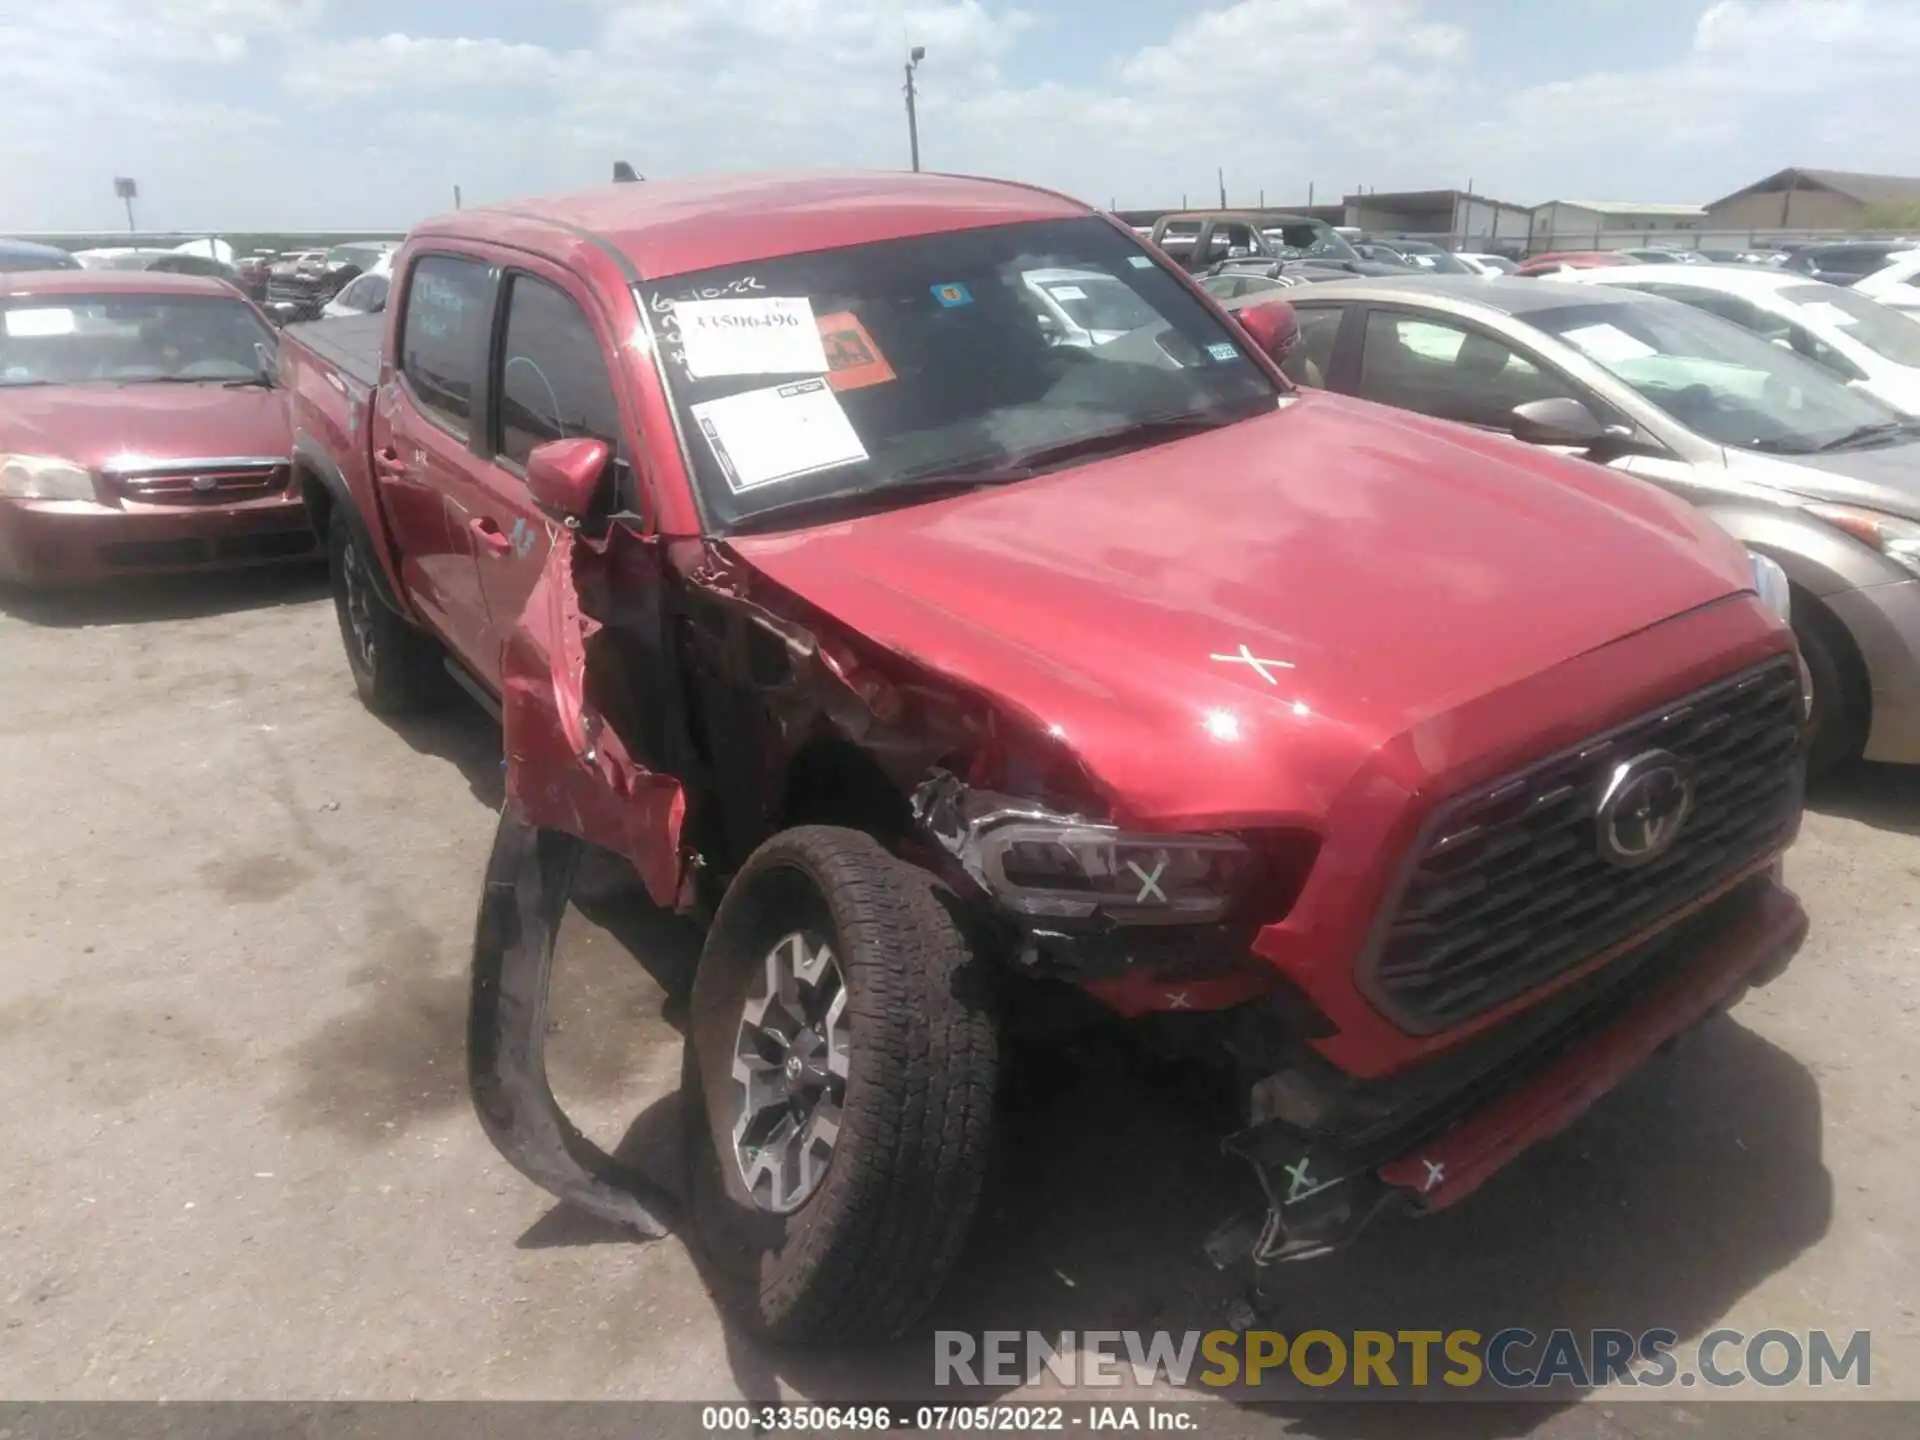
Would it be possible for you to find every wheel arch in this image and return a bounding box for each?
[1697,498,1901,598]
[774,737,915,848]
[295,430,407,615]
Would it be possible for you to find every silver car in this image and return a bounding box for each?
[1020,267,1162,349]
[1232,275,1920,772]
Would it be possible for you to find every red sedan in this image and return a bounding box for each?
[0,270,312,585]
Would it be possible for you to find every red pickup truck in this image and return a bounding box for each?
[280,171,1810,1342]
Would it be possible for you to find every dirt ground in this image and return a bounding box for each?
[2,565,1916,1434]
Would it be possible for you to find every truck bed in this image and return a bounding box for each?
[282,314,383,390]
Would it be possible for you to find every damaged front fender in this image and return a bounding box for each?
[501,524,688,907]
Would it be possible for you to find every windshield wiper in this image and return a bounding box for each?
[222,374,276,389]
[725,473,1031,536]
[1810,419,1916,453]
[724,413,1252,536]
[943,412,1248,484]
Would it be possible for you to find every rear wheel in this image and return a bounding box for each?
[328,506,442,715]
[1793,591,1868,778]
[684,826,999,1342]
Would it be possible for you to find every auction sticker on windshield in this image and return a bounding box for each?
[691,378,868,492]
[3,307,75,338]
[1561,323,1658,363]
[675,296,829,379]
[816,311,896,392]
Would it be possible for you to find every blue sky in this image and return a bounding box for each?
[3,0,1916,232]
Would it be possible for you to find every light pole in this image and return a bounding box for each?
[904,45,926,172]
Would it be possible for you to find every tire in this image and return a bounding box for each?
[328,505,443,715]
[1792,590,1868,778]
[683,825,999,1343]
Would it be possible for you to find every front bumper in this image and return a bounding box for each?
[0,493,316,586]
[1213,871,1807,1264]
[1825,575,1920,764]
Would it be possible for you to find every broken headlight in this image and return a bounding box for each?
[915,775,1254,925]
[0,454,96,502]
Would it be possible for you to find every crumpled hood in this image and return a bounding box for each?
[0,383,290,472]
[732,393,1754,825]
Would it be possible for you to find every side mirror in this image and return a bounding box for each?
[526,436,611,520]
[1510,397,1607,447]
[253,341,279,383]
[1234,297,1299,365]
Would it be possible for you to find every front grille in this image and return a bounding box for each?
[113,464,289,505]
[1362,657,1804,1033]
[266,275,328,321]
[98,528,315,570]
[266,276,325,302]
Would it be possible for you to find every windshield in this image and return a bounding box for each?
[1400,246,1473,275]
[1781,283,1920,367]
[642,216,1281,529]
[1530,299,1900,452]
[0,294,274,387]
[1262,222,1358,262]
[1025,270,1160,337]
[334,273,389,313]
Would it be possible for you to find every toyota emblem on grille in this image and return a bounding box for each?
[1595,750,1694,867]
[190,474,219,492]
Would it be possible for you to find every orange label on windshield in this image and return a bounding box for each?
[816,311,896,391]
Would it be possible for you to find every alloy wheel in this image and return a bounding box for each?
[728,929,850,1213]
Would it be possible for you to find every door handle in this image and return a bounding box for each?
[469,516,512,555]
[373,445,408,478]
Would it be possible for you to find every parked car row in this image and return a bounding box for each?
[265,241,399,324]
[1223,271,1920,775]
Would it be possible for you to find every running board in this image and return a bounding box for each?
[445,656,503,721]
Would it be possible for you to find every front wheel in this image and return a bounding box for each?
[328,505,443,715]
[684,826,1000,1342]
[1793,592,1868,778]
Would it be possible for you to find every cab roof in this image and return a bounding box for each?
[0,269,243,301]
[416,170,1095,281]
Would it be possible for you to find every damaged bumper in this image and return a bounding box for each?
[468,804,678,1237]
[1211,871,1807,1266]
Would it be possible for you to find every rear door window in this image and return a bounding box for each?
[1202,223,1259,265]
[399,253,490,437]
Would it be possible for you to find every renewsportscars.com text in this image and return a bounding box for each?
[935,1328,1871,1391]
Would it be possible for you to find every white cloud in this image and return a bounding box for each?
[3,0,1918,230]
[1477,0,1920,196]
[0,1,326,230]
[284,34,566,99]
